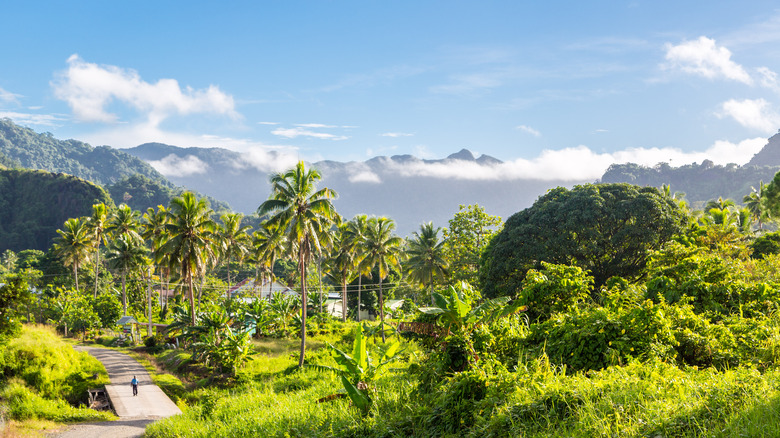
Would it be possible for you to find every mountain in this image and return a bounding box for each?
[600,135,780,207]
[747,131,780,167]
[123,143,586,235]
[0,120,231,213]
[0,168,113,252]
[0,118,169,187]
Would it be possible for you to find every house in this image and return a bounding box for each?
[229,278,296,300]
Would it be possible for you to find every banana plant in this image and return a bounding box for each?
[314,324,402,415]
[418,281,527,336]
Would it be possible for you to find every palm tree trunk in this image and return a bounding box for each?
[147,273,153,337]
[357,276,362,322]
[94,244,100,298]
[379,277,386,343]
[121,271,127,316]
[318,257,323,313]
[74,263,79,293]
[187,267,197,326]
[342,277,347,323]
[298,249,307,368]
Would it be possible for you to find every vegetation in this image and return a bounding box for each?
[9,152,780,437]
[481,183,687,297]
[0,168,114,252]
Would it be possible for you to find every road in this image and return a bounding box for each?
[49,346,182,438]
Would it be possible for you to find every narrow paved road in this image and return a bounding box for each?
[50,346,182,438]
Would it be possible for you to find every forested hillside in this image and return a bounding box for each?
[600,161,779,206]
[0,168,113,252]
[0,118,171,187]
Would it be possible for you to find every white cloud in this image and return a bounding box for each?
[52,54,238,124]
[258,121,279,125]
[516,125,541,137]
[382,138,766,181]
[719,98,780,133]
[295,123,337,128]
[148,154,209,177]
[664,36,752,84]
[380,132,413,138]
[0,87,21,105]
[345,163,381,184]
[271,126,348,141]
[758,67,780,93]
[0,111,65,127]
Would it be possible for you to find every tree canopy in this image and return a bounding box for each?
[480,183,687,298]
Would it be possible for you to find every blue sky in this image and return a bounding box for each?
[2,1,780,181]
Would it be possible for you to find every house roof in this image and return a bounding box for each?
[116,316,138,325]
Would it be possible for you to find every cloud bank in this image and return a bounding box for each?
[348,137,767,183]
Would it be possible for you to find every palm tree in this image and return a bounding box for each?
[161,192,217,325]
[359,216,402,342]
[252,221,286,298]
[744,182,770,230]
[217,212,252,293]
[406,222,449,305]
[87,203,109,298]
[258,160,339,367]
[53,218,93,292]
[108,204,143,242]
[106,234,150,316]
[325,225,356,322]
[143,205,171,307]
[344,214,370,321]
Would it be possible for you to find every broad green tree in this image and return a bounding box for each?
[443,204,502,286]
[1,249,17,272]
[161,192,217,325]
[53,218,93,292]
[481,183,687,298]
[359,216,402,342]
[258,160,339,366]
[406,222,449,305]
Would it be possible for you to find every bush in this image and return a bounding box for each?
[1,379,115,422]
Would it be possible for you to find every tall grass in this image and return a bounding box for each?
[0,325,116,425]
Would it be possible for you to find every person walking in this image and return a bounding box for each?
[131,375,138,396]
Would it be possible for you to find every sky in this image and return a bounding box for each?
[2,1,780,181]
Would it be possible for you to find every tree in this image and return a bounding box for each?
[344,215,370,321]
[1,249,17,273]
[87,203,109,298]
[481,183,687,298]
[143,205,171,307]
[108,204,143,242]
[359,216,402,342]
[217,212,252,292]
[161,192,217,325]
[325,225,356,322]
[444,204,502,286]
[106,234,149,316]
[744,181,771,230]
[53,218,93,292]
[251,221,286,298]
[0,273,31,340]
[406,222,449,305]
[258,161,339,366]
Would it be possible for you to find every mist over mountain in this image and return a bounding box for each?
[123,143,588,235]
